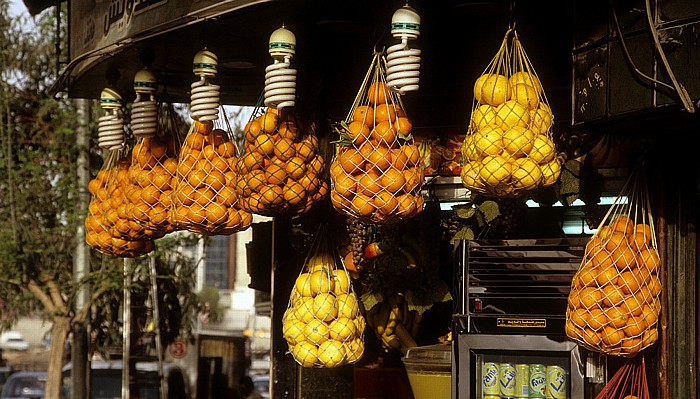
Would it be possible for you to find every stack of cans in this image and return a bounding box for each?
[482,362,567,399]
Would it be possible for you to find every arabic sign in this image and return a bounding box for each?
[69,0,259,60]
[496,318,547,328]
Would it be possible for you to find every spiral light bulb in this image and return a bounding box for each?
[386,5,421,94]
[97,87,125,150]
[131,68,158,138]
[190,48,220,121]
[264,26,297,109]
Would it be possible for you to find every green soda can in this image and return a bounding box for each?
[528,364,546,398]
[482,361,500,396]
[499,363,516,397]
[545,365,567,399]
[514,364,529,398]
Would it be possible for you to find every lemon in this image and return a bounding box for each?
[473,125,505,157]
[460,162,483,189]
[283,318,306,345]
[495,100,531,129]
[306,253,334,272]
[511,83,540,110]
[530,104,554,134]
[470,104,498,131]
[344,338,365,364]
[294,273,313,297]
[502,126,535,157]
[332,269,351,295]
[317,340,347,368]
[473,74,490,104]
[509,71,542,96]
[540,159,562,186]
[291,341,319,368]
[529,135,557,164]
[304,318,330,345]
[354,315,366,334]
[478,74,511,106]
[461,136,480,162]
[313,292,338,321]
[479,155,513,186]
[336,293,359,319]
[329,317,356,341]
[511,158,543,190]
[292,297,315,323]
[309,269,334,295]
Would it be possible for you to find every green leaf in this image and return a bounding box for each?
[454,207,476,220]
[360,291,384,312]
[397,131,414,141]
[431,280,453,303]
[450,227,474,244]
[405,290,434,315]
[560,161,580,205]
[478,200,501,224]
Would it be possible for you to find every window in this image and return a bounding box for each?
[205,236,229,289]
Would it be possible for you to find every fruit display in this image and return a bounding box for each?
[329,52,424,224]
[565,171,660,357]
[171,120,252,235]
[460,29,561,197]
[365,293,419,354]
[85,152,155,257]
[283,251,366,368]
[237,107,328,216]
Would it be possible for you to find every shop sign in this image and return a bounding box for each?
[169,340,188,359]
[496,318,547,328]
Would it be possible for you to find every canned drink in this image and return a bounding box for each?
[483,396,501,399]
[482,362,500,396]
[528,364,546,398]
[545,365,567,399]
[514,364,529,398]
[499,363,517,397]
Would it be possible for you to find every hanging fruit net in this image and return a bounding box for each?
[565,165,660,357]
[171,115,253,236]
[283,224,366,368]
[460,28,561,197]
[237,104,328,216]
[595,356,651,399]
[85,150,155,258]
[329,52,424,224]
[116,101,184,241]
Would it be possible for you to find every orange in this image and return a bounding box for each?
[184,132,205,151]
[648,275,661,297]
[371,121,397,145]
[284,182,307,206]
[278,121,299,140]
[266,163,288,186]
[578,287,602,309]
[140,185,161,206]
[187,203,207,224]
[241,151,264,172]
[601,326,624,347]
[194,188,216,206]
[391,148,409,169]
[402,144,421,167]
[604,306,628,328]
[374,103,397,123]
[623,315,647,338]
[217,186,237,207]
[205,202,228,225]
[642,304,658,327]
[610,245,637,270]
[595,266,617,286]
[202,144,218,161]
[187,169,208,189]
[396,117,412,136]
[587,308,606,331]
[367,81,389,105]
[274,137,296,161]
[602,284,624,307]
[351,194,376,217]
[620,337,642,353]
[596,225,613,241]
[358,173,382,197]
[582,327,601,347]
[367,147,392,171]
[260,185,284,207]
[403,168,422,193]
[617,271,641,295]
[298,174,320,193]
[630,231,650,251]
[151,172,171,192]
[260,111,279,133]
[396,193,418,216]
[331,190,351,210]
[308,154,325,175]
[333,172,356,198]
[204,170,226,192]
[585,236,604,257]
[569,308,589,328]
[641,328,658,347]
[353,105,374,125]
[245,119,263,143]
[381,168,407,194]
[374,191,399,215]
[610,215,635,236]
[568,291,581,309]
[604,231,628,252]
[193,120,213,135]
[637,248,660,273]
[254,134,275,156]
[337,148,365,174]
[622,295,644,317]
[217,142,237,158]
[285,156,307,180]
[296,140,316,162]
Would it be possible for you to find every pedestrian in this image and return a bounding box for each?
[239,375,263,399]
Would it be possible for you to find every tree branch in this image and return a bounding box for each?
[26,279,57,315]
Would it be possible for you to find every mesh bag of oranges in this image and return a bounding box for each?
[170,116,253,236]
[116,102,183,241]
[460,28,560,197]
[283,225,366,368]
[237,106,328,216]
[329,52,424,224]
[85,150,155,258]
[565,167,660,357]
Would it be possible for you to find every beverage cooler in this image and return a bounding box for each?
[451,238,604,399]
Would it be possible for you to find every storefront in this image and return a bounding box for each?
[20,0,700,398]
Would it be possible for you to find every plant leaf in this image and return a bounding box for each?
[360,291,384,312]
[450,227,474,244]
[479,200,500,224]
[455,207,476,220]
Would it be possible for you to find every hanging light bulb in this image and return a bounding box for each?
[386,4,421,94]
[97,87,125,150]
[264,26,297,109]
[131,68,158,138]
[190,48,220,121]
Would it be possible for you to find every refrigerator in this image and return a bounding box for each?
[451,238,603,399]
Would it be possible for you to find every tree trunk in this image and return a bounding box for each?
[46,316,71,399]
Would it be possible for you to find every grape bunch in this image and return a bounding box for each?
[346,217,374,268]
[444,213,464,240]
[494,198,527,238]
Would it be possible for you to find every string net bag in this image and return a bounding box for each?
[85,149,155,258]
[565,164,660,357]
[283,224,366,368]
[595,356,651,399]
[236,103,328,216]
[460,28,561,197]
[329,51,424,224]
[117,100,184,241]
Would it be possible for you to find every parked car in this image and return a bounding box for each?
[0,333,29,352]
[252,374,270,399]
[0,365,13,393]
[61,360,191,399]
[0,371,46,399]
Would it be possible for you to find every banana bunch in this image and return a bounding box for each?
[365,293,420,354]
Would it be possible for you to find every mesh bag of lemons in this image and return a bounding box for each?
[329,52,424,224]
[85,150,155,258]
[116,102,183,241]
[565,167,660,357]
[170,114,253,236]
[461,29,560,197]
[237,106,328,216]
[283,226,366,368]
